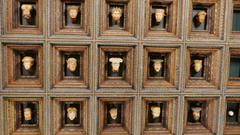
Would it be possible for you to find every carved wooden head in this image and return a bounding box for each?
[192,107,202,121]
[24,107,32,121]
[109,57,123,72]
[155,9,165,23]
[67,107,77,121]
[228,110,234,117]
[21,4,33,19]
[193,59,203,72]
[151,106,161,118]
[152,59,163,72]
[66,57,77,72]
[22,56,35,70]
[111,7,123,21]
[109,108,118,120]
[67,6,80,19]
[196,11,207,24]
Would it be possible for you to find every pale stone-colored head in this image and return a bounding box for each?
[152,59,163,72]
[66,57,77,72]
[109,58,123,72]
[155,9,165,23]
[196,11,207,24]
[111,7,122,21]
[193,60,203,72]
[109,108,118,120]
[22,56,34,70]
[151,106,161,118]
[24,107,32,121]
[228,110,234,117]
[68,6,80,19]
[192,107,202,121]
[21,4,33,19]
[67,107,77,121]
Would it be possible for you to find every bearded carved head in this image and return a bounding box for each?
[109,108,118,120]
[111,7,122,22]
[21,4,33,19]
[155,9,165,23]
[22,56,35,70]
[109,57,123,72]
[193,59,203,72]
[152,59,163,72]
[24,107,32,121]
[196,11,207,24]
[192,107,202,121]
[66,57,78,72]
[151,106,161,118]
[67,6,80,23]
[67,107,77,121]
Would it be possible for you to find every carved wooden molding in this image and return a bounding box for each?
[52,45,89,88]
[3,44,43,88]
[99,0,135,36]
[6,0,43,34]
[141,97,177,135]
[186,48,221,88]
[143,47,178,88]
[52,97,88,135]
[188,0,222,39]
[98,46,134,88]
[184,97,218,135]
[144,0,178,38]
[53,0,90,35]
[4,97,43,135]
[98,97,133,135]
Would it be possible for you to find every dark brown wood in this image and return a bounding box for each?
[183,97,218,135]
[99,0,135,36]
[141,97,177,135]
[52,97,88,135]
[52,0,90,36]
[188,0,221,39]
[51,45,89,88]
[3,44,43,88]
[143,47,178,88]
[144,0,178,38]
[186,48,221,88]
[98,97,133,135]
[98,46,134,88]
[4,97,43,135]
[6,0,43,34]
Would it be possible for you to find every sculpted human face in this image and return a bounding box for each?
[151,106,161,118]
[228,110,234,117]
[155,9,165,23]
[109,108,118,120]
[192,107,202,121]
[21,4,33,19]
[22,56,34,70]
[109,58,123,72]
[193,60,203,72]
[111,7,122,21]
[24,108,32,121]
[66,57,77,72]
[152,59,163,72]
[68,6,79,19]
[196,11,207,24]
[67,107,77,121]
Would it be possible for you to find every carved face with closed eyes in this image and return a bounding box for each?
[21,4,33,19]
